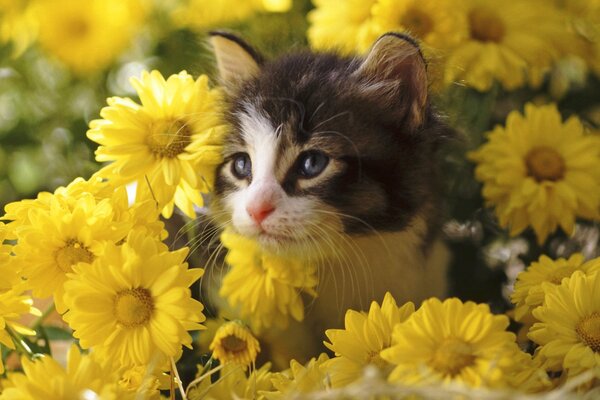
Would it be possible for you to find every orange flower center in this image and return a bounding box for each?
[525,146,565,182]
[469,8,505,43]
[547,266,575,285]
[146,119,192,158]
[55,239,94,273]
[576,313,600,353]
[66,18,90,37]
[430,337,475,376]
[221,334,248,354]
[114,288,154,327]
[401,8,434,39]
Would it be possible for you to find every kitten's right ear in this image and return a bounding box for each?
[209,31,263,89]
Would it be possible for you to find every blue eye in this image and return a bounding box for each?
[232,153,252,179]
[298,151,329,178]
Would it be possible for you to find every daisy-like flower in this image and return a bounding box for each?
[88,70,227,218]
[32,0,145,74]
[445,0,575,91]
[219,229,318,332]
[62,230,205,367]
[307,0,377,55]
[529,270,600,378]
[0,345,119,400]
[323,292,415,387]
[187,363,273,400]
[210,320,260,368]
[469,103,600,244]
[511,254,600,321]
[266,354,330,398]
[0,224,39,375]
[381,298,520,388]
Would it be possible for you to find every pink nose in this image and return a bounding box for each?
[246,202,275,225]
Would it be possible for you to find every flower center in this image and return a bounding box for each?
[146,119,192,158]
[54,239,94,273]
[576,313,600,353]
[469,8,505,43]
[547,266,575,285]
[401,8,434,39]
[114,288,154,328]
[525,146,565,182]
[66,18,90,37]
[221,334,248,354]
[366,350,389,370]
[430,337,475,376]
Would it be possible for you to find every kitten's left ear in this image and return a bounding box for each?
[209,31,263,90]
[354,33,428,131]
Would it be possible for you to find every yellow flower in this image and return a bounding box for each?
[171,0,257,30]
[469,103,600,244]
[117,365,163,400]
[62,230,205,366]
[511,254,600,321]
[529,270,600,378]
[445,0,574,91]
[307,0,376,55]
[260,0,292,13]
[210,321,260,368]
[88,70,227,218]
[187,363,273,400]
[219,229,318,332]
[0,345,119,399]
[0,0,37,56]
[0,224,39,375]
[323,292,415,387]
[9,193,131,313]
[32,0,145,74]
[265,354,329,398]
[381,298,520,388]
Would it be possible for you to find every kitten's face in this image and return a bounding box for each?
[211,33,446,254]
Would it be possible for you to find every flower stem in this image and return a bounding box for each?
[32,301,56,331]
[6,326,34,358]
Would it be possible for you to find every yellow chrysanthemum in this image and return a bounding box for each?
[307,0,376,55]
[266,354,330,399]
[88,70,227,219]
[323,292,415,387]
[210,321,260,368]
[187,363,273,400]
[363,0,468,53]
[32,0,145,74]
[529,270,600,378]
[0,345,119,400]
[469,103,600,244]
[0,224,39,375]
[117,365,163,400]
[511,254,600,321]
[9,192,131,313]
[63,231,205,366]
[381,298,521,388]
[445,0,575,91]
[219,229,318,333]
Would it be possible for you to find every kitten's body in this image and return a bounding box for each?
[206,32,452,363]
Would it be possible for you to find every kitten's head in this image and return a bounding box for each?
[210,32,450,254]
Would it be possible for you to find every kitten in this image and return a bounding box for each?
[206,31,452,362]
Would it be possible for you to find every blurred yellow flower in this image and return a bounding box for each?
[88,70,227,218]
[445,0,573,91]
[381,298,520,388]
[469,103,600,244]
[63,231,205,366]
[219,229,318,332]
[187,363,273,400]
[0,224,39,375]
[529,270,600,379]
[0,0,37,56]
[9,193,131,313]
[266,354,330,398]
[323,292,414,387]
[117,365,163,400]
[32,0,145,74]
[307,0,376,55]
[0,345,119,399]
[511,254,600,321]
[210,321,260,368]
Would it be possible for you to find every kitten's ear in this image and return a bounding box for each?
[354,33,428,131]
[209,31,263,90]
